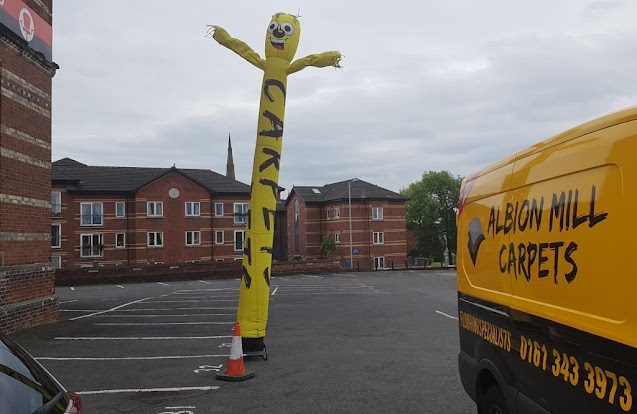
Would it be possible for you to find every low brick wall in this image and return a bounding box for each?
[55,259,341,286]
[0,263,59,333]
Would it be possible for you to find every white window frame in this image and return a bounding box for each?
[234,203,249,224]
[51,256,61,269]
[147,231,164,247]
[116,233,126,248]
[215,230,224,245]
[115,202,126,218]
[80,202,103,226]
[215,203,224,217]
[80,233,104,258]
[147,201,164,217]
[186,231,201,246]
[51,191,61,215]
[334,232,341,244]
[234,230,245,251]
[373,232,385,245]
[334,208,341,219]
[185,202,200,217]
[374,256,385,269]
[372,207,384,221]
[326,209,331,219]
[51,224,61,249]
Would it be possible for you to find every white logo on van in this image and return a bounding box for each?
[19,8,35,42]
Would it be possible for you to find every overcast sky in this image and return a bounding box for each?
[51,0,637,195]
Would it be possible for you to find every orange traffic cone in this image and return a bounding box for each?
[216,321,255,381]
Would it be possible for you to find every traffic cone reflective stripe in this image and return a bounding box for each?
[216,321,255,381]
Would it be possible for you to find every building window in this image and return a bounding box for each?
[185,202,200,217]
[234,203,249,224]
[51,224,61,248]
[334,232,341,244]
[51,256,61,269]
[326,209,331,219]
[215,203,224,217]
[81,233,103,258]
[147,202,163,217]
[372,207,384,220]
[215,231,224,245]
[116,233,126,248]
[234,230,245,251]
[186,231,201,246]
[51,191,61,216]
[374,257,385,269]
[373,232,384,245]
[80,202,103,226]
[294,200,300,252]
[148,232,164,247]
[116,202,126,218]
[334,208,341,219]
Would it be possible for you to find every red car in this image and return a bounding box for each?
[1,332,83,413]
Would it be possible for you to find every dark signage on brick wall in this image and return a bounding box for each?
[0,0,52,62]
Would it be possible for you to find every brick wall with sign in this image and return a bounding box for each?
[0,0,58,333]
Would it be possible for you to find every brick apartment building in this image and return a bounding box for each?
[286,179,408,269]
[51,157,252,268]
[0,0,58,332]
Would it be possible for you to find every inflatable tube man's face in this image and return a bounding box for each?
[264,13,300,61]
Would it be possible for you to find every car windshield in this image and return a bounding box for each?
[0,335,66,414]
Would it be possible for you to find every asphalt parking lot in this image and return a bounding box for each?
[10,270,475,414]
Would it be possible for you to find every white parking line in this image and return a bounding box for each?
[435,310,459,320]
[271,287,279,296]
[36,354,229,361]
[70,287,75,291]
[175,288,239,293]
[69,297,151,321]
[76,386,220,395]
[55,336,233,340]
[95,314,233,318]
[59,300,78,304]
[145,300,237,303]
[158,282,169,286]
[199,280,213,284]
[116,285,125,289]
[94,322,234,326]
[62,307,237,312]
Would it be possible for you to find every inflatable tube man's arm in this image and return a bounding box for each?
[287,51,342,75]
[210,26,266,71]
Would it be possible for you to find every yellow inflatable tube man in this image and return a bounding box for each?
[210,13,341,356]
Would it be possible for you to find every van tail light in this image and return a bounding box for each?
[66,392,83,414]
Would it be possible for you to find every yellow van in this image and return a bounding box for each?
[457,107,637,414]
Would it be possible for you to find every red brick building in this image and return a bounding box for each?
[0,0,58,332]
[286,179,408,269]
[51,158,251,268]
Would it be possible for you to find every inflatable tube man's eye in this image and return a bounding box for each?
[268,21,279,33]
[280,22,295,36]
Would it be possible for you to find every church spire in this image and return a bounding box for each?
[226,131,235,180]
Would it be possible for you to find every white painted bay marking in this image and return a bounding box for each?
[158,282,169,286]
[198,280,213,284]
[36,355,229,361]
[175,288,238,293]
[70,287,75,291]
[116,285,125,289]
[435,310,459,320]
[145,300,237,303]
[69,297,151,321]
[95,314,233,318]
[55,336,233,340]
[339,274,357,277]
[76,386,219,395]
[94,321,234,326]
[59,300,78,304]
[271,287,278,296]
[165,408,195,410]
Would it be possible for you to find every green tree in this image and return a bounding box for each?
[401,171,462,261]
[319,235,336,258]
